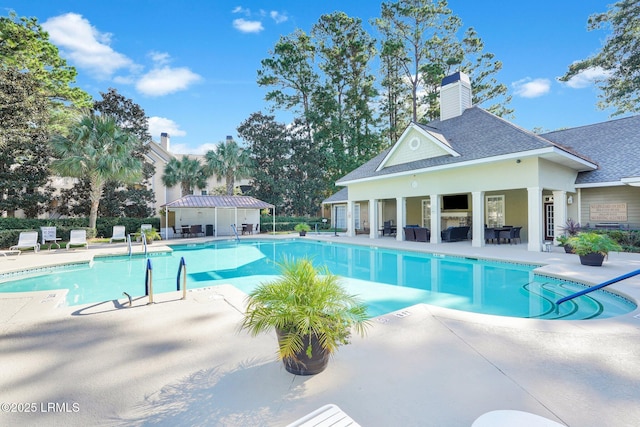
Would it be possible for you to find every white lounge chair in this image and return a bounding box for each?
[66,230,89,250]
[110,225,127,243]
[10,231,40,253]
[286,404,360,427]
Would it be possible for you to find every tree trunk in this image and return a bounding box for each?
[88,176,104,230]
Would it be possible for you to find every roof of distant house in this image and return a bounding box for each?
[162,194,273,209]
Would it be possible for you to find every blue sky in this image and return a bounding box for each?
[4,0,618,154]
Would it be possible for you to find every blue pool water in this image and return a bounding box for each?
[0,239,635,319]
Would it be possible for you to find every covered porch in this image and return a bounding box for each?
[161,195,274,238]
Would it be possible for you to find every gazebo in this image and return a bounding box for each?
[161,195,275,238]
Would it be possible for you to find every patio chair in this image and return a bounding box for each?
[404,226,416,241]
[508,226,522,244]
[484,227,495,244]
[414,227,430,242]
[67,229,89,250]
[109,225,127,243]
[189,224,204,237]
[10,231,40,253]
[171,226,182,238]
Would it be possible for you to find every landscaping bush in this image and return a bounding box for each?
[259,215,331,233]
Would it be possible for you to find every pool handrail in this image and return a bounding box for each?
[555,268,640,306]
[145,258,153,304]
[231,224,240,242]
[176,257,187,299]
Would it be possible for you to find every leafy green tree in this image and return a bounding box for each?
[93,88,155,216]
[161,157,207,197]
[257,29,318,117]
[50,114,143,229]
[559,0,640,115]
[373,0,512,126]
[0,12,92,131]
[237,112,290,208]
[311,12,383,189]
[203,137,253,196]
[0,67,52,217]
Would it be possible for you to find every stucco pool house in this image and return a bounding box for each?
[327,72,640,251]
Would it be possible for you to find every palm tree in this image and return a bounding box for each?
[162,156,207,197]
[50,114,143,230]
[203,138,253,196]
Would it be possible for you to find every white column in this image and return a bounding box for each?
[552,190,568,241]
[347,200,355,237]
[369,199,379,239]
[396,197,405,241]
[430,194,441,243]
[527,187,543,252]
[471,191,485,247]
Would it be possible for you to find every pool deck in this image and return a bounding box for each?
[1,234,639,426]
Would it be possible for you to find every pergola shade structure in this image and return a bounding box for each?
[161,195,275,238]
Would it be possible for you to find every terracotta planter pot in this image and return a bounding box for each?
[579,252,605,266]
[276,329,330,375]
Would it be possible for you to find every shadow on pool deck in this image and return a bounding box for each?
[1,234,640,426]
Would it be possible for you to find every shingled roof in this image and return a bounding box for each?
[162,195,273,209]
[541,115,640,185]
[337,107,595,185]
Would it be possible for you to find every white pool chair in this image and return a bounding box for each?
[10,231,40,253]
[0,249,21,257]
[286,404,360,427]
[110,225,127,243]
[67,230,89,250]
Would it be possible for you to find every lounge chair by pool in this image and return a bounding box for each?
[67,230,89,250]
[10,231,40,253]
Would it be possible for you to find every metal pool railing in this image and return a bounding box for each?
[555,268,640,306]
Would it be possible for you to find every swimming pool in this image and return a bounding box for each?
[0,239,635,319]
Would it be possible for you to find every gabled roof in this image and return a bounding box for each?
[322,187,348,204]
[541,115,640,186]
[162,195,273,209]
[376,123,460,171]
[336,107,597,185]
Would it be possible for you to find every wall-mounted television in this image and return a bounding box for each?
[442,194,468,210]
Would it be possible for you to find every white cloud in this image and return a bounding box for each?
[148,116,186,141]
[232,6,250,15]
[42,13,133,80]
[136,66,202,96]
[512,78,551,98]
[233,18,264,33]
[562,66,611,89]
[270,11,288,24]
[149,51,171,66]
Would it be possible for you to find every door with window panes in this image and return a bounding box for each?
[485,195,505,227]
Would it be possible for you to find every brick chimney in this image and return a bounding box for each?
[160,132,170,151]
[440,71,472,121]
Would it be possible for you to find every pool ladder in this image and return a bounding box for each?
[231,224,240,242]
[555,268,640,307]
[142,257,187,305]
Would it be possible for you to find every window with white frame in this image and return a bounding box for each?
[485,195,505,227]
[354,203,361,229]
[421,198,431,228]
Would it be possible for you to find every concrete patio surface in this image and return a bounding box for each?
[1,234,639,426]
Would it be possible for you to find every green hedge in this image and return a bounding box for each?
[258,216,332,233]
[0,217,160,248]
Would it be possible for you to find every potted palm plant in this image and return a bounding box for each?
[241,257,369,375]
[557,219,581,253]
[568,232,621,266]
[294,222,311,236]
[139,227,161,244]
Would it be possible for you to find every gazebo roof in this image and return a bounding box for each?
[162,195,273,209]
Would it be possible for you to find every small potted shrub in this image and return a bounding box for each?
[241,257,369,375]
[568,232,621,266]
[294,222,311,236]
[139,227,161,244]
[557,219,581,253]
